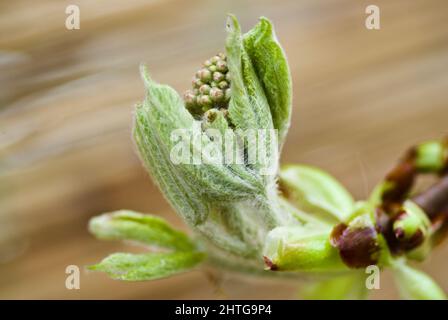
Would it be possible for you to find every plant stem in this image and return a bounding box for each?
[413,175,448,219]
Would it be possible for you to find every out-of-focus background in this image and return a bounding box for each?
[1,0,447,299]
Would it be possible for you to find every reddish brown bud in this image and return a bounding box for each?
[331,223,380,268]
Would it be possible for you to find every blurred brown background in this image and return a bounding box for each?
[1,0,447,299]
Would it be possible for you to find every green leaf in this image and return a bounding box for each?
[301,273,368,300]
[136,68,272,255]
[135,70,209,225]
[225,15,278,178]
[280,165,355,223]
[243,17,292,147]
[88,210,197,252]
[278,196,332,228]
[392,260,446,300]
[225,15,273,134]
[89,251,205,281]
[135,67,263,225]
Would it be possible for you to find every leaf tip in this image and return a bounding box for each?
[226,14,240,33]
[139,63,153,88]
[86,264,99,272]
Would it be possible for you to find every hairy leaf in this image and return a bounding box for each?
[243,17,292,147]
[89,210,197,251]
[89,251,205,281]
[225,15,278,177]
[136,67,263,224]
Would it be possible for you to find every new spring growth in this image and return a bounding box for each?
[88,15,447,300]
[184,53,231,117]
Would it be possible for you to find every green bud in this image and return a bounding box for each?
[393,201,429,244]
[400,200,431,261]
[209,87,224,103]
[193,78,203,88]
[184,52,231,116]
[199,84,211,94]
[218,80,229,89]
[263,226,348,272]
[197,68,212,82]
[213,71,225,82]
[216,60,228,72]
[415,140,447,172]
[393,213,420,240]
[183,90,196,106]
[211,55,220,64]
[198,94,212,107]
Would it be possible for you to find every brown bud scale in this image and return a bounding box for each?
[331,223,380,268]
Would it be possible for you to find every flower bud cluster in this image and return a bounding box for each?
[183,53,231,117]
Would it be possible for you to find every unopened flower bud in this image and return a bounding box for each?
[209,88,224,103]
[213,72,225,82]
[183,91,196,106]
[197,68,212,82]
[199,84,211,95]
[193,78,203,88]
[183,51,231,117]
[211,55,220,64]
[218,81,229,89]
[216,60,228,72]
[198,95,212,108]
